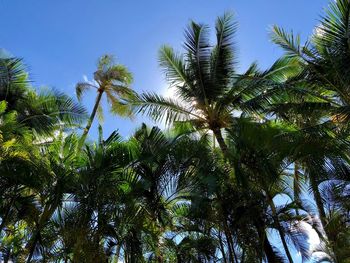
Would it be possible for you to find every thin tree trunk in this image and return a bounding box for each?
[262,232,279,263]
[293,162,300,216]
[3,248,11,263]
[223,226,235,263]
[268,196,294,263]
[125,250,128,263]
[213,132,216,148]
[26,230,39,263]
[241,249,246,263]
[0,203,12,233]
[218,232,228,263]
[115,244,121,263]
[95,203,102,261]
[309,172,327,229]
[155,235,164,263]
[212,128,229,159]
[254,220,280,263]
[79,90,104,148]
[0,188,18,233]
[26,205,55,263]
[213,129,241,263]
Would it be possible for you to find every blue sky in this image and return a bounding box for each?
[1,0,328,140]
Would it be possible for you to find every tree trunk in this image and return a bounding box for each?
[212,128,229,159]
[293,162,300,216]
[262,232,279,263]
[213,129,241,262]
[223,225,235,263]
[309,172,327,230]
[254,219,280,263]
[3,248,11,263]
[26,230,40,263]
[95,203,102,261]
[0,189,18,233]
[124,250,128,263]
[79,90,104,148]
[268,196,294,263]
[155,236,164,263]
[115,244,121,263]
[218,232,228,263]
[26,205,55,263]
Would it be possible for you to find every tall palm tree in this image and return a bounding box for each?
[122,124,202,262]
[0,57,88,263]
[270,1,350,258]
[24,133,79,263]
[225,119,316,263]
[0,57,87,136]
[132,13,299,159]
[76,55,134,147]
[131,13,302,262]
[271,0,350,123]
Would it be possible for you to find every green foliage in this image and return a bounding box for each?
[1,1,350,262]
[76,54,135,148]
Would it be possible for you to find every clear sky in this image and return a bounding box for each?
[1,0,328,140]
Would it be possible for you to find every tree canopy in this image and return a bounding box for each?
[1,1,350,262]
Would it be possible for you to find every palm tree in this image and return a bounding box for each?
[314,179,350,262]
[132,13,299,160]
[131,13,306,262]
[0,57,87,136]
[133,125,211,261]
[270,0,350,255]
[4,4,350,262]
[271,0,350,123]
[71,128,133,262]
[224,119,307,262]
[24,133,80,263]
[76,54,134,147]
[0,56,88,262]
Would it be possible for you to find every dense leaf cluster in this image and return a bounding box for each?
[1,0,350,262]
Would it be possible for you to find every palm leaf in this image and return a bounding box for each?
[159,45,189,87]
[132,92,205,126]
[270,26,303,59]
[209,12,237,99]
[184,21,211,103]
[75,82,96,101]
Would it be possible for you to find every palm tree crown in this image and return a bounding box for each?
[76,54,134,146]
[271,0,350,123]
[133,13,298,157]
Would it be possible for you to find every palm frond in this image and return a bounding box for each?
[108,65,133,85]
[270,26,303,59]
[260,56,301,82]
[0,57,29,90]
[159,45,189,87]
[132,92,204,126]
[75,82,96,101]
[209,12,237,99]
[96,103,104,123]
[19,89,87,135]
[184,21,211,102]
[105,90,133,118]
[314,0,350,52]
